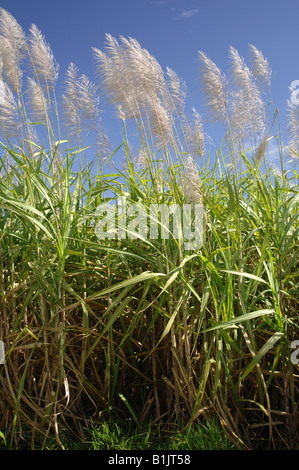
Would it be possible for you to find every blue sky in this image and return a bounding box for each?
[2,0,299,168]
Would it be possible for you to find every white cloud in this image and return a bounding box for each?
[154,0,175,5]
[180,8,200,18]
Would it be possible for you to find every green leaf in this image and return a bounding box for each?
[240,332,284,382]
[88,271,165,300]
[222,269,268,284]
[202,309,275,333]
[118,393,140,429]
[0,431,6,446]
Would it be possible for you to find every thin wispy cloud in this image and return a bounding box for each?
[180,8,200,18]
[154,0,175,5]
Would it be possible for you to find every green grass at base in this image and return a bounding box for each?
[1,419,237,451]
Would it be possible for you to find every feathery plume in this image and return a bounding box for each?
[94,35,136,116]
[116,105,126,123]
[229,46,254,91]
[0,79,19,137]
[271,163,282,177]
[79,73,110,157]
[136,146,148,170]
[94,34,167,114]
[29,24,59,85]
[183,155,202,204]
[147,97,174,149]
[120,35,166,101]
[26,122,39,146]
[78,74,100,128]
[229,90,250,147]
[0,8,26,93]
[122,36,174,145]
[62,63,110,157]
[27,77,48,122]
[185,107,205,157]
[62,62,81,137]
[248,44,271,89]
[229,46,266,137]
[93,34,173,149]
[93,38,137,120]
[166,66,187,112]
[254,133,271,166]
[198,51,228,122]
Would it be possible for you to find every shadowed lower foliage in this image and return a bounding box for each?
[0,8,298,451]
